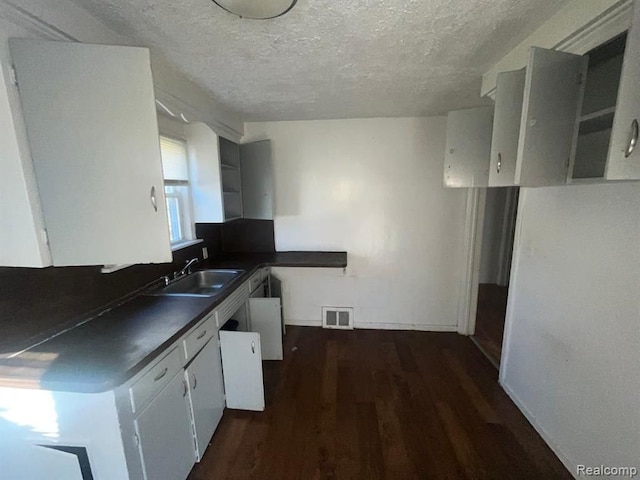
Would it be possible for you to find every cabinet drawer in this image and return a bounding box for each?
[129,347,182,414]
[249,271,263,293]
[183,313,216,362]
[216,281,250,326]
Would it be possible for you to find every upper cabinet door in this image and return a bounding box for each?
[489,69,526,187]
[240,140,274,220]
[515,47,587,187]
[606,1,640,180]
[10,39,171,266]
[444,106,494,188]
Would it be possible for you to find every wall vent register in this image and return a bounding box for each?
[322,307,353,330]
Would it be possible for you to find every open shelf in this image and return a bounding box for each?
[578,109,615,135]
[221,163,239,170]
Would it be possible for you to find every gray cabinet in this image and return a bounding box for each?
[8,39,171,266]
[240,140,274,220]
[444,106,494,188]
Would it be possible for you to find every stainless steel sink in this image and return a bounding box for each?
[147,269,244,297]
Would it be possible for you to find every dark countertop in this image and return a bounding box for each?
[0,251,346,393]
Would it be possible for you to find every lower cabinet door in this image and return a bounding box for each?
[249,297,283,360]
[185,337,225,461]
[135,373,195,480]
[219,331,265,411]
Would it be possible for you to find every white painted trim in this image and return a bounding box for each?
[498,188,527,384]
[284,319,458,332]
[457,188,486,335]
[496,187,519,286]
[284,318,322,327]
[481,0,633,97]
[355,322,458,332]
[500,379,576,478]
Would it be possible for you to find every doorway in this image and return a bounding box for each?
[471,187,519,367]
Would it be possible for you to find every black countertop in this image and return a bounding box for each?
[0,251,346,393]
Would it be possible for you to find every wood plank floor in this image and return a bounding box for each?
[473,284,508,367]
[188,326,571,480]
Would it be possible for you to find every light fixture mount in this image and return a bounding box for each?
[212,0,298,19]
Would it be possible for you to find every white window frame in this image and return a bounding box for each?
[159,134,196,249]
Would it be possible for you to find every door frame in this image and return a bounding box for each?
[457,188,486,335]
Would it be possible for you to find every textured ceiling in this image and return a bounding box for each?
[70,0,570,121]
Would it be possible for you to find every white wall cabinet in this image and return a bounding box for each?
[185,337,225,461]
[188,123,274,222]
[9,39,172,266]
[444,106,494,188]
[134,372,195,480]
[516,47,588,187]
[606,2,640,180]
[489,69,525,187]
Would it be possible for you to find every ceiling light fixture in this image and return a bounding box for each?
[212,0,297,19]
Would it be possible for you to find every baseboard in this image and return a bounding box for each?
[499,380,576,479]
[355,322,458,332]
[284,319,458,332]
[284,318,322,327]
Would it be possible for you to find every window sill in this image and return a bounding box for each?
[171,239,203,252]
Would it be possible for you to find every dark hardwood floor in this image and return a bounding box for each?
[473,284,508,367]
[189,326,571,480]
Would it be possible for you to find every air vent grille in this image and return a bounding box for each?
[322,307,353,330]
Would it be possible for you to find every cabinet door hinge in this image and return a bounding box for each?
[577,72,584,86]
[10,65,18,88]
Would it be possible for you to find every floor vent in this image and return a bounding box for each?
[322,307,353,330]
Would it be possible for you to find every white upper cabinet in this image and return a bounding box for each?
[606,1,640,180]
[187,123,274,222]
[444,106,494,188]
[9,39,172,266]
[515,47,588,187]
[489,69,525,187]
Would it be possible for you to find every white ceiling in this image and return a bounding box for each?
[70,0,570,121]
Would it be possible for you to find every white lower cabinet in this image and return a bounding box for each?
[249,297,283,361]
[134,372,195,480]
[219,330,265,411]
[185,337,225,461]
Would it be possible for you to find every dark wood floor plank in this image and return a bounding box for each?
[189,326,572,480]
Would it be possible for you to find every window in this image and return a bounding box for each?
[159,136,194,246]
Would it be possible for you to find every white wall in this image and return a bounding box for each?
[244,118,469,330]
[501,183,640,473]
[479,187,507,284]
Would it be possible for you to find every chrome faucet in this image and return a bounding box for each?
[174,258,199,279]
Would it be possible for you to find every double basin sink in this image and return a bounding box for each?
[146,269,245,298]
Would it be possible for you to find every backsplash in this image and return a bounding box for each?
[0,244,203,356]
[197,219,275,253]
[1,220,275,355]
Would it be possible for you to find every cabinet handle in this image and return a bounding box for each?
[153,367,168,382]
[192,373,197,390]
[196,329,207,340]
[251,341,255,354]
[150,186,158,212]
[497,153,502,173]
[182,379,188,397]
[625,119,639,158]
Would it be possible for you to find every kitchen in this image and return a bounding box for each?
[1,0,639,479]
